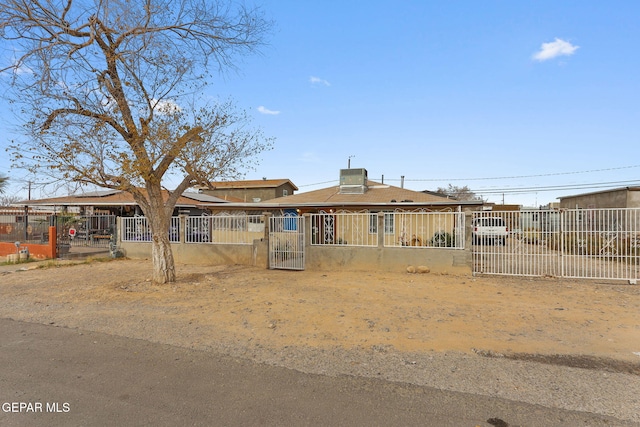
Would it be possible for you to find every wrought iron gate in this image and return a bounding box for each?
[269,215,305,270]
[472,209,640,281]
[53,214,116,257]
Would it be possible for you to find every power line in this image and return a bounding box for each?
[400,165,640,182]
[298,165,640,189]
[297,179,640,196]
[472,179,640,195]
[298,179,337,188]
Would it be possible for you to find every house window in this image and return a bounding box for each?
[282,189,288,196]
[384,213,394,234]
[369,213,377,234]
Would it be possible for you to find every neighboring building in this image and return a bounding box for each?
[421,189,455,199]
[197,178,298,203]
[559,187,640,209]
[519,209,562,232]
[14,189,229,216]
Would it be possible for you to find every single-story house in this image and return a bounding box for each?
[205,168,484,215]
[197,169,484,251]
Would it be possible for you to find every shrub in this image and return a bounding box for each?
[430,231,455,247]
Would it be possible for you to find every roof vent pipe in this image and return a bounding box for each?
[401,176,405,189]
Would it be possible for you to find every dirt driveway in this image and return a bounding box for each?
[1,258,639,371]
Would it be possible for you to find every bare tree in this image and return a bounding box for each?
[0,0,273,283]
[436,184,485,202]
[1,195,21,207]
[0,174,7,194]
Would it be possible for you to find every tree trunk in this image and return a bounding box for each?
[151,232,176,284]
[145,193,176,284]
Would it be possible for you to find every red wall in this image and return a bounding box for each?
[0,226,57,259]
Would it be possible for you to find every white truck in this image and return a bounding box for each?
[472,216,508,245]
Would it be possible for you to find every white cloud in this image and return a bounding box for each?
[257,106,280,115]
[11,60,31,76]
[152,99,181,113]
[0,53,33,77]
[298,151,321,163]
[532,38,579,61]
[309,76,331,86]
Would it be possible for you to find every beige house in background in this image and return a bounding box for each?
[197,179,298,203]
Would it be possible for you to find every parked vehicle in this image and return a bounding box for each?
[472,216,508,245]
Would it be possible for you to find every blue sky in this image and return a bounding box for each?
[2,1,640,206]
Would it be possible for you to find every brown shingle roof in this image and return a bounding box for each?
[15,190,228,207]
[262,181,457,205]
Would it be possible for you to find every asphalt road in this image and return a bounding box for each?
[0,318,632,427]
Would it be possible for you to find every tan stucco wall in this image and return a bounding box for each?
[628,191,640,208]
[120,240,268,267]
[203,183,296,202]
[304,245,470,274]
[560,189,633,209]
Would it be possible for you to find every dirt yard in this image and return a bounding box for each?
[1,258,639,372]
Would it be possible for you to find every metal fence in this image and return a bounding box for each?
[473,209,640,281]
[0,210,115,249]
[121,216,180,243]
[121,214,264,245]
[269,215,305,270]
[0,209,51,244]
[186,214,264,244]
[382,210,465,249]
[310,210,464,248]
[310,212,378,247]
[54,214,116,248]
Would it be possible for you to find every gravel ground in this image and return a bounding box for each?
[1,259,639,424]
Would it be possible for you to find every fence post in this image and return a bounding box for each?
[24,206,29,242]
[263,212,272,240]
[377,212,384,247]
[303,213,310,251]
[116,217,122,245]
[560,210,565,277]
[48,226,57,259]
[464,212,473,248]
[179,214,187,244]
